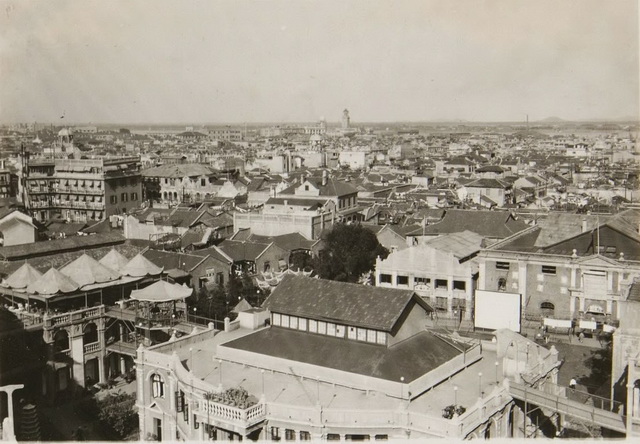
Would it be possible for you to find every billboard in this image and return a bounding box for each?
[474,290,522,332]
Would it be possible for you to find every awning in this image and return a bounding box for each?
[129,280,192,302]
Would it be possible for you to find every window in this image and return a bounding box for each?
[348,326,356,340]
[435,279,448,289]
[121,192,128,202]
[327,323,336,336]
[151,374,165,398]
[375,435,389,441]
[304,185,309,191]
[131,192,138,201]
[263,261,271,272]
[271,428,280,440]
[300,431,311,441]
[318,321,327,335]
[201,178,206,186]
[415,277,430,285]
[357,328,367,342]
[453,281,466,291]
[496,262,510,270]
[309,319,317,333]
[498,278,507,291]
[380,274,392,284]
[281,315,290,328]
[376,331,386,345]
[542,265,556,275]
[290,316,298,330]
[298,318,307,331]
[397,275,409,286]
[272,313,281,326]
[540,301,555,310]
[110,195,117,204]
[367,330,377,343]
[285,429,296,441]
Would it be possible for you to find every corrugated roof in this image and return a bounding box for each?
[263,275,427,331]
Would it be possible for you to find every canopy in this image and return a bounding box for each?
[121,254,164,277]
[60,254,120,287]
[26,268,80,295]
[99,249,130,273]
[129,280,192,302]
[3,262,43,289]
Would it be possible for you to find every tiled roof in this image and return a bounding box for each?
[420,210,529,239]
[142,249,207,272]
[0,232,126,261]
[249,232,315,252]
[216,240,271,262]
[424,230,485,259]
[263,275,429,331]
[465,178,509,189]
[279,178,358,198]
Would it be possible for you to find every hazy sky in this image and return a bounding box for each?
[1,0,638,124]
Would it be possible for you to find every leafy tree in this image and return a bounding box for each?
[312,224,389,283]
[96,391,138,439]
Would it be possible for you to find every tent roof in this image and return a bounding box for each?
[26,268,80,295]
[60,253,120,287]
[121,253,164,277]
[129,280,192,302]
[231,298,253,313]
[3,262,43,289]
[99,248,130,273]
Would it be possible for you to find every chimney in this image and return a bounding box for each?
[322,170,328,186]
[581,218,588,233]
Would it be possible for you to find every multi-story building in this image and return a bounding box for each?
[375,231,484,320]
[476,210,640,323]
[135,275,564,441]
[234,172,360,239]
[24,156,142,223]
[208,127,243,142]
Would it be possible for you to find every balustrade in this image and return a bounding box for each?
[84,342,100,354]
[198,399,265,427]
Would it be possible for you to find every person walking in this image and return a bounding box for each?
[569,377,577,390]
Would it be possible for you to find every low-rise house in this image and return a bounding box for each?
[0,209,37,246]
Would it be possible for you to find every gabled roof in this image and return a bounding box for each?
[26,268,80,295]
[419,210,529,239]
[141,249,208,272]
[465,178,509,189]
[60,254,120,287]
[216,240,272,262]
[248,232,315,252]
[263,275,431,331]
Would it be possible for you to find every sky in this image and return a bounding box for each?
[0,0,638,124]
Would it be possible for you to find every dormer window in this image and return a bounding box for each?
[304,185,309,191]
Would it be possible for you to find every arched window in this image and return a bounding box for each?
[151,374,165,398]
[540,301,555,317]
[83,322,98,345]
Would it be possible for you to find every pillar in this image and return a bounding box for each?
[478,260,487,290]
[70,329,85,388]
[120,356,127,374]
[98,355,106,383]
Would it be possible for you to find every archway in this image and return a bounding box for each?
[53,329,69,354]
[83,322,98,345]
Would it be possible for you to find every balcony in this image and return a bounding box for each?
[44,306,105,329]
[56,186,104,195]
[84,341,100,354]
[197,398,265,432]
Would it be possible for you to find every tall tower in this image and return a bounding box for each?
[342,109,350,129]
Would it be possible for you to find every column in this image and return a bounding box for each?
[478,260,487,290]
[466,277,473,321]
[98,355,106,384]
[70,329,85,388]
[120,356,127,374]
[391,271,398,288]
[447,277,454,316]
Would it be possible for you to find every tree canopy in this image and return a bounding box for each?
[312,224,389,283]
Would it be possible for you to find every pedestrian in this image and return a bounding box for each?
[578,331,585,342]
[569,377,577,390]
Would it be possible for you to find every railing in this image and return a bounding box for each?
[84,342,100,354]
[57,186,104,195]
[45,305,105,329]
[198,399,265,428]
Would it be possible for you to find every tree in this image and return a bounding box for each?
[96,391,138,439]
[312,224,389,283]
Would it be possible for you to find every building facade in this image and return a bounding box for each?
[25,157,142,223]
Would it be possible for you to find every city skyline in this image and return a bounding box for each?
[1,0,639,125]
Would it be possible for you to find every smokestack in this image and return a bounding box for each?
[322,170,328,186]
[582,218,588,233]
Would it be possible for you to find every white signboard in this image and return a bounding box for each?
[579,320,598,330]
[474,290,521,332]
[544,318,573,329]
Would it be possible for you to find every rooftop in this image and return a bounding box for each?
[263,275,429,331]
[223,327,463,382]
